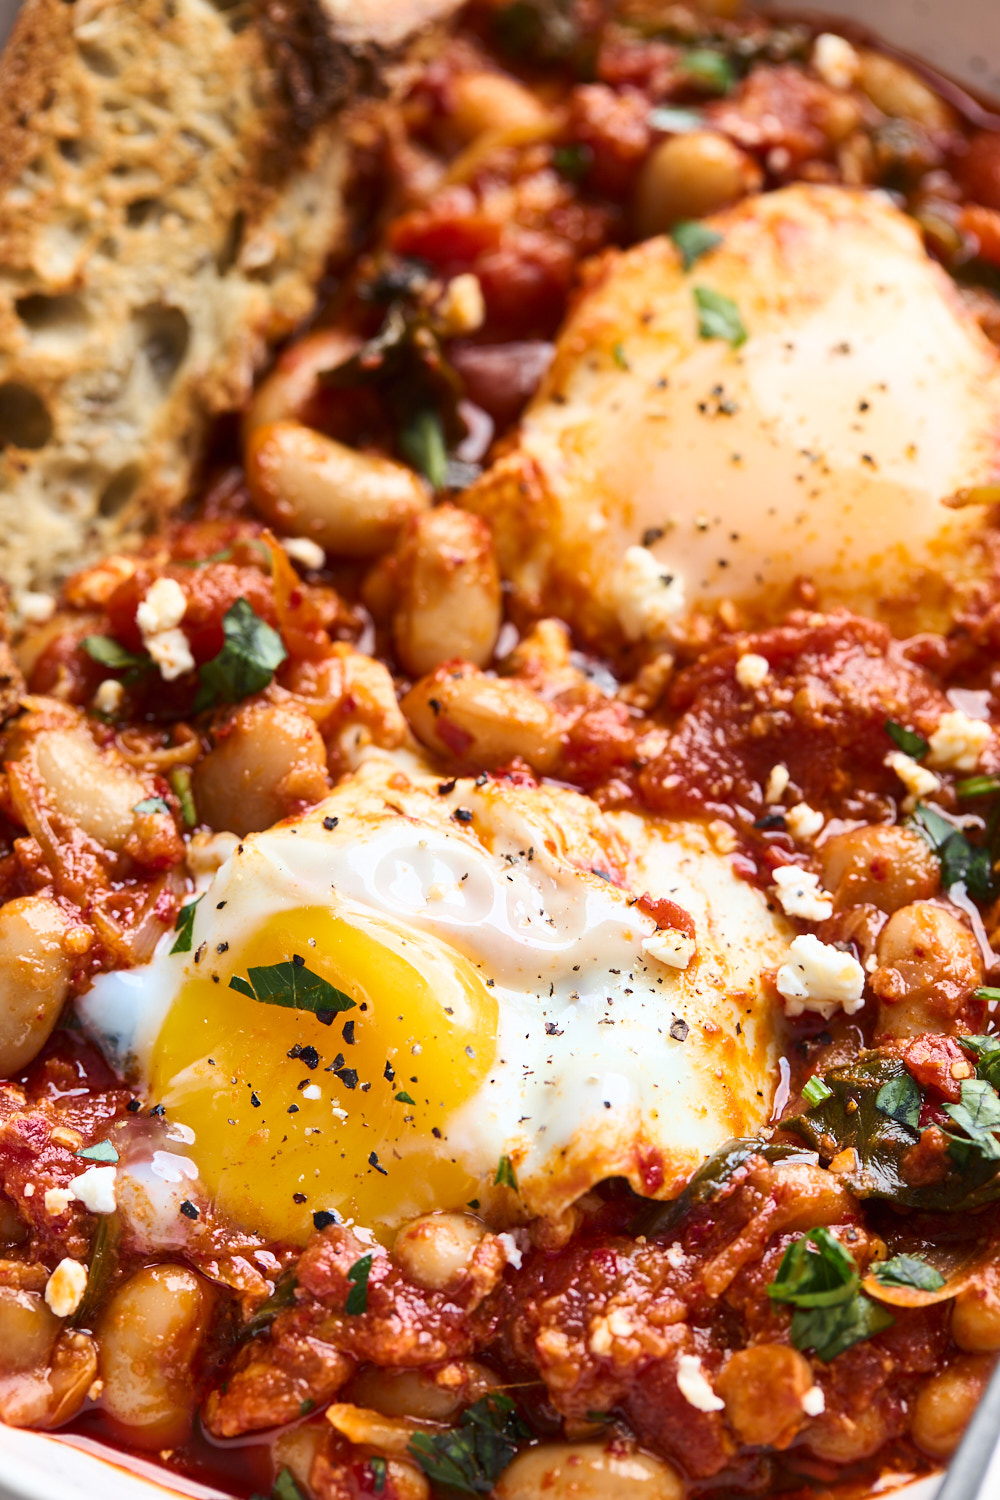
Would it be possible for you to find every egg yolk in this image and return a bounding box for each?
[149,905,498,1242]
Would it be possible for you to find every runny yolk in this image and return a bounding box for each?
[149,905,498,1243]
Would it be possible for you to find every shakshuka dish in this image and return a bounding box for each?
[1,2,1000,1498]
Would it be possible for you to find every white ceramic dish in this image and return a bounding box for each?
[0,0,991,1495]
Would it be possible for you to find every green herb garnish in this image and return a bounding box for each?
[802,1076,833,1108]
[944,1078,1000,1161]
[271,1470,305,1500]
[168,766,197,829]
[552,143,590,180]
[494,1154,518,1191]
[195,598,287,712]
[133,796,170,816]
[767,1228,893,1362]
[370,1456,387,1493]
[694,286,747,347]
[170,896,203,956]
[243,1269,298,1340]
[671,221,723,271]
[875,1072,922,1132]
[910,803,994,901]
[958,776,1000,799]
[407,1394,530,1495]
[82,635,149,674]
[399,408,449,490]
[395,1091,416,1105]
[872,1254,945,1292]
[885,719,929,759]
[680,48,735,94]
[612,341,629,370]
[75,1140,119,1164]
[229,958,356,1020]
[345,1253,373,1315]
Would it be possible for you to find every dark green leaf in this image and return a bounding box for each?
[802,1076,833,1108]
[407,1394,530,1495]
[767,1227,858,1310]
[612,341,629,370]
[82,635,149,673]
[168,766,197,830]
[909,803,994,900]
[552,143,590,180]
[680,48,735,94]
[133,797,170,816]
[872,1254,945,1292]
[243,1269,298,1340]
[957,775,1000,799]
[71,1211,121,1330]
[885,719,929,759]
[272,1469,305,1500]
[170,896,203,956]
[630,1137,817,1238]
[395,1091,415,1105]
[195,598,287,712]
[370,1456,387,1494]
[399,408,449,490]
[876,1073,922,1132]
[944,1078,1000,1161]
[492,0,578,62]
[648,106,704,133]
[494,1154,518,1190]
[75,1140,119,1164]
[345,1253,373,1316]
[790,1289,894,1362]
[961,1034,1000,1092]
[671,221,723,271]
[694,286,747,347]
[229,959,356,1018]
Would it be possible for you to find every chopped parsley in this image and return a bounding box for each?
[75,1139,119,1164]
[407,1394,530,1495]
[671,220,723,271]
[909,803,995,901]
[345,1253,373,1315]
[801,1075,833,1108]
[82,635,149,674]
[243,1269,298,1340]
[552,143,590,180]
[958,775,1000,799]
[693,286,747,348]
[170,896,203,955]
[395,1090,416,1105]
[871,1254,945,1292]
[875,1072,922,1132]
[229,958,356,1019]
[612,341,629,370]
[133,796,170,816]
[494,1154,518,1191]
[399,408,449,490]
[679,48,735,95]
[195,598,287,712]
[944,1078,1000,1162]
[767,1227,893,1362]
[271,1470,305,1500]
[885,719,929,759]
[960,1034,1000,1092]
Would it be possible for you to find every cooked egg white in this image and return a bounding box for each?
[78,754,792,1243]
[466,184,1000,645]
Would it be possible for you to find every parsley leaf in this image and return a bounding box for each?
[694,286,747,347]
[680,48,734,94]
[958,775,1000,799]
[802,1076,833,1108]
[395,1090,416,1105]
[875,1073,922,1132]
[909,803,994,901]
[960,1034,1000,1092]
[133,796,170,816]
[75,1140,119,1164]
[407,1394,530,1495]
[271,1470,305,1500]
[345,1253,373,1315]
[872,1254,945,1292]
[369,1456,387,1493]
[399,408,448,490]
[82,635,149,674]
[612,341,629,370]
[885,719,929,759]
[243,1269,298,1340]
[944,1078,1000,1161]
[495,1154,518,1190]
[229,958,356,1020]
[767,1228,893,1362]
[170,896,203,956]
[195,598,287,712]
[671,221,723,271]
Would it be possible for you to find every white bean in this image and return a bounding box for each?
[246,420,428,558]
[402,665,561,773]
[494,1442,683,1499]
[98,1264,214,1447]
[245,328,362,436]
[448,71,552,144]
[31,725,147,850]
[856,51,956,132]
[0,896,74,1077]
[393,1213,486,1292]
[634,132,758,237]
[911,1356,994,1458]
[192,698,330,836]
[0,1287,60,1373]
[392,505,502,676]
[348,1362,496,1422]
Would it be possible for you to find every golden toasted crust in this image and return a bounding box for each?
[0,0,459,602]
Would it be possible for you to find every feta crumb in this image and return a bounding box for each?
[676,1354,725,1413]
[786,802,824,841]
[777,934,866,1019]
[93,679,125,716]
[283,536,326,571]
[643,930,696,971]
[735,652,770,690]
[926,710,992,772]
[497,1231,523,1270]
[436,272,486,337]
[70,1165,117,1214]
[23,1182,34,1198]
[19,590,56,624]
[773,866,833,922]
[301,1084,321,1101]
[802,1385,826,1416]
[137,577,187,636]
[588,1315,614,1356]
[612,546,686,643]
[812,32,859,90]
[146,627,196,682]
[664,1241,687,1270]
[45,1258,88,1318]
[885,749,940,809]
[330,1104,349,1123]
[764,763,790,804]
[44,1187,74,1216]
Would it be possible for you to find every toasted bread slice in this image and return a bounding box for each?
[0,0,457,604]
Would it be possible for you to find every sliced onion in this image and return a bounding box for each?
[863,1239,1000,1308]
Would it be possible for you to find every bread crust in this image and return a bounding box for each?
[0,0,459,600]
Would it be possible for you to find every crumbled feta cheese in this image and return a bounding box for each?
[612,546,686,643]
[664,1241,687,1270]
[777,934,866,1019]
[22,1182,34,1198]
[885,750,941,808]
[802,1385,826,1417]
[772,866,833,922]
[93,678,124,716]
[136,577,187,636]
[643,930,696,971]
[19,590,56,624]
[45,1258,88,1318]
[812,32,859,90]
[735,652,770,690]
[764,763,790,804]
[676,1354,725,1413]
[70,1165,117,1214]
[588,1308,634,1355]
[301,1084,321,1101]
[786,803,824,841]
[497,1231,524,1269]
[926,710,992,772]
[146,627,196,682]
[44,1187,74,1216]
[436,272,486,337]
[283,536,326,571]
